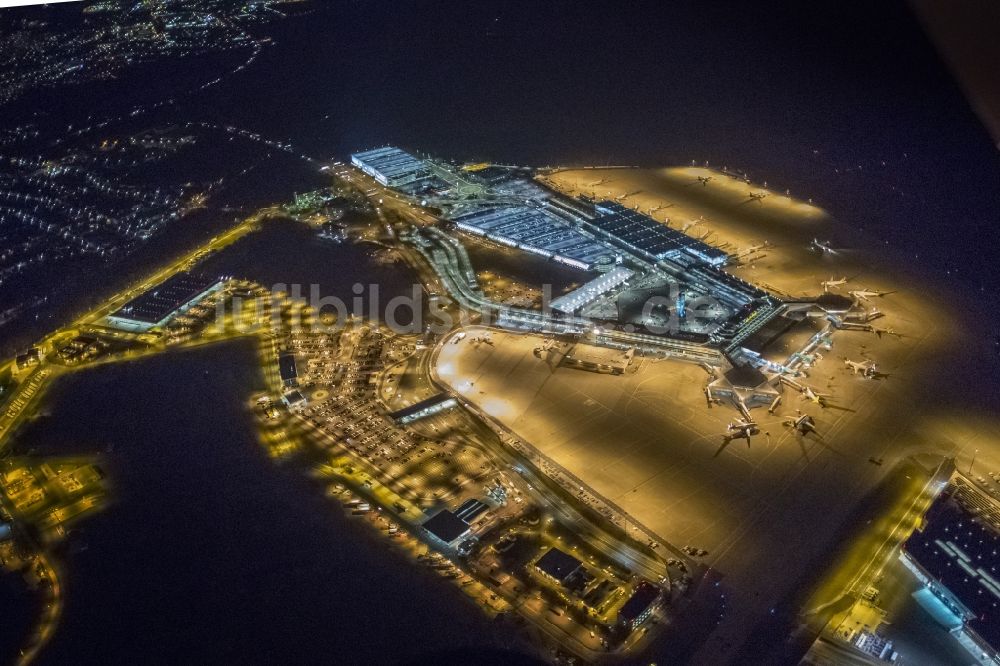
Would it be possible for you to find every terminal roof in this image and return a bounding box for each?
[536,547,583,582]
[112,272,219,324]
[724,364,769,389]
[389,392,454,421]
[904,492,1000,650]
[422,509,470,544]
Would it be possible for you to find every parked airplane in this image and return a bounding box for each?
[724,419,759,447]
[821,276,848,292]
[873,327,905,340]
[735,241,771,260]
[801,386,829,407]
[615,190,642,201]
[849,289,895,302]
[784,410,817,435]
[844,358,877,378]
[810,238,837,255]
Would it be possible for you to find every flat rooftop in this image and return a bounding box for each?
[536,547,583,583]
[111,272,220,325]
[723,364,769,389]
[389,392,456,422]
[278,353,297,383]
[619,581,660,623]
[904,488,1000,651]
[453,498,489,523]
[588,200,728,265]
[422,509,470,544]
[550,266,634,314]
[738,313,799,354]
[350,146,426,182]
[452,205,614,270]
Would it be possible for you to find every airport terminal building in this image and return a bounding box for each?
[350,146,783,358]
[452,205,617,271]
[585,201,729,267]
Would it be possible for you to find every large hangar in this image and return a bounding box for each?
[105,272,223,332]
[350,146,429,187]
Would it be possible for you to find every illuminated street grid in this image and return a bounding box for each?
[0,190,677,662]
[1,157,998,664]
[265,311,674,656]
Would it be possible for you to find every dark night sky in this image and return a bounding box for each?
[234,1,998,321]
[3,1,998,316]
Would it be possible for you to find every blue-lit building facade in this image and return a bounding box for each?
[105,272,224,332]
[585,201,729,267]
[900,478,1000,664]
[389,393,458,424]
[351,146,429,187]
[452,205,617,271]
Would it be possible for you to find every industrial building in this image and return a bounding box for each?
[279,352,298,387]
[422,499,489,547]
[550,266,634,314]
[585,201,729,266]
[535,547,584,585]
[281,389,307,413]
[422,509,470,546]
[106,272,223,332]
[900,478,1000,664]
[452,205,616,271]
[350,146,429,187]
[618,581,661,630]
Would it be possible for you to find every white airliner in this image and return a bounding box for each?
[820,276,848,292]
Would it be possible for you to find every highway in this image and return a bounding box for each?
[423,331,679,586]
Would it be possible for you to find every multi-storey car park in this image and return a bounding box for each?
[452,205,617,271]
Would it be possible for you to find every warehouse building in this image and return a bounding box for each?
[453,205,616,271]
[351,146,429,187]
[422,499,490,547]
[106,272,224,332]
[535,547,584,585]
[422,509,470,546]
